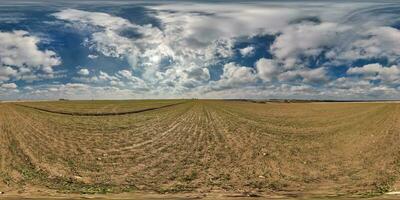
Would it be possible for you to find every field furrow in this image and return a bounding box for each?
[1,100,400,197]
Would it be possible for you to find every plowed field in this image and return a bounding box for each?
[1,100,400,199]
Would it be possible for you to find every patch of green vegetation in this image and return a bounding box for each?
[181,170,198,182]
[120,185,137,193]
[77,186,113,194]
[9,139,117,195]
[9,138,20,155]
[8,138,49,184]
[247,180,268,189]
[267,180,286,190]
[157,183,195,193]
[207,173,231,186]
[48,176,115,194]
[373,176,396,194]
[359,173,398,198]
[19,167,43,181]
[361,192,381,198]
[0,172,13,186]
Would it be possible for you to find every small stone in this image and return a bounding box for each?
[74,176,83,181]
[97,157,102,161]
[0,191,4,194]
[258,175,265,179]
[248,192,261,197]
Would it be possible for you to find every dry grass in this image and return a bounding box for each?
[1,100,400,198]
[15,100,184,115]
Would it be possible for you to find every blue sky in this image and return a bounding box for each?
[1,0,400,100]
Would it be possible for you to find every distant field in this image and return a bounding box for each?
[15,100,185,115]
[1,100,400,199]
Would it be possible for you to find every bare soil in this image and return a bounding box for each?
[1,100,400,199]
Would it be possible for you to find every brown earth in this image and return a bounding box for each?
[1,100,400,199]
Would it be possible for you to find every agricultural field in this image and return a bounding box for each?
[15,100,185,115]
[1,100,400,199]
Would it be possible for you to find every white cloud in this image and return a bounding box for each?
[299,67,328,83]
[179,66,210,88]
[72,70,149,92]
[271,22,349,68]
[347,63,388,75]
[347,63,400,83]
[117,70,132,79]
[53,8,234,93]
[54,9,164,66]
[77,68,90,76]
[98,71,118,82]
[116,70,147,87]
[0,66,17,82]
[152,3,312,37]
[53,9,132,30]
[54,8,342,97]
[19,3,399,100]
[184,67,210,82]
[239,46,255,57]
[206,62,257,91]
[221,63,257,84]
[88,30,137,58]
[0,30,61,83]
[326,76,399,99]
[0,30,60,71]
[88,54,98,59]
[255,58,278,82]
[338,27,400,62]
[1,82,17,89]
[278,67,328,83]
[18,82,153,100]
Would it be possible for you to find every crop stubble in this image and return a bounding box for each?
[1,100,400,197]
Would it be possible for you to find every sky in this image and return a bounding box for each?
[1,0,400,100]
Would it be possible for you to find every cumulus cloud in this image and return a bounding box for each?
[299,67,328,83]
[255,58,278,82]
[221,63,257,84]
[1,82,17,89]
[53,8,235,93]
[20,81,160,100]
[239,46,255,57]
[206,62,257,92]
[54,9,163,63]
[270,22,349,68]
[5,2,400,100]
[347,63,400,83]
[117,70,133,79]
[52,8,132,30]
[73,70,148,92]
[88,54,98,59]
[278,67,328,83]
[339,27,400,62]
[0,30,61,83]
[53,8,303,96]
[152,3,311,37]
[0,30,60,71]
[116,70,147,87]
[177,66,210,89]
[0,66,17,82]
[77,68,90,76]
